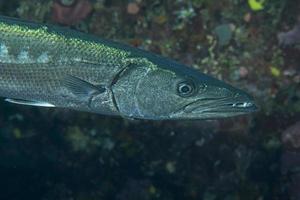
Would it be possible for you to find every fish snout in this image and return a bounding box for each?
[184,91,258,117]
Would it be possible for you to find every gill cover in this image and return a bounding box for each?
[111,58,205,119]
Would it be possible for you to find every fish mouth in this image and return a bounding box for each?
[182,93,258,118]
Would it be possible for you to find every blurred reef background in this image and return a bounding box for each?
[0,0,300,199]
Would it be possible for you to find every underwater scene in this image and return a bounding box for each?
[0,0,299,199]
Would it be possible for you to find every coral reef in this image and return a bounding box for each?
[0,0,299,199]
[52,0,92,25]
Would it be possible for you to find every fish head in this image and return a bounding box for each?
[112,56,257,120]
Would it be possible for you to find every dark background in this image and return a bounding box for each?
[0,0,299,199]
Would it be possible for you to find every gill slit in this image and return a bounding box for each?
[109,64,131,113]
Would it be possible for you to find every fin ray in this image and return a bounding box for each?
[5,98,55,107]
[63,75,106,98]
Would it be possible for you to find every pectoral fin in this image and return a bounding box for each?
[63,75,106,98]
[5,98,55,107]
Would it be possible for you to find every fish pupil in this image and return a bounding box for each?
[181,85,191,93]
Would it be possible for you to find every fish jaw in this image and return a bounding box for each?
[170,92,258,119]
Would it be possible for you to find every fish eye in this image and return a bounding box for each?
[177,81,196,97]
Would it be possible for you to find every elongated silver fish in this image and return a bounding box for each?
[0,16,257,120]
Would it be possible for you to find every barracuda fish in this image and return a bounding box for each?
[0,16,257,120]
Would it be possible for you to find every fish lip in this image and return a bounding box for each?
[184,94,258,115]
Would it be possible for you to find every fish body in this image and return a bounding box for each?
[0,16,257,120]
